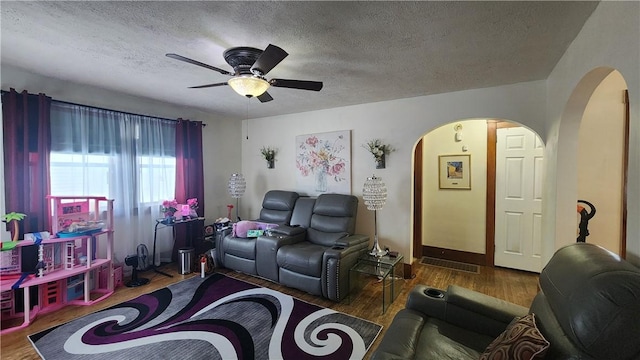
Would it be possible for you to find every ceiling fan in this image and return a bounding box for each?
[166,44,323,103]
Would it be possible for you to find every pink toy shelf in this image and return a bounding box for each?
[0,196,115,335]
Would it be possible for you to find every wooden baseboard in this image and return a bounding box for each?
[404,262,414,279]
[422,246,486,266]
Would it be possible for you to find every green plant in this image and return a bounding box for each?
[2,212,26,242]
[260,146,277,161]
[362,139,394,161]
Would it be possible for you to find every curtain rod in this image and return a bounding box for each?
[0,89,206,126]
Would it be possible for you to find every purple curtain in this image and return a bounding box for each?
[172,118,205,260]
[2,88,52,236]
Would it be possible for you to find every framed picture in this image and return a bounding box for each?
[295,130,351,196]
[438,154,471,189]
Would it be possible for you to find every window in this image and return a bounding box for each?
[49,102,176,213]
[138,155,176,204]
[50,153,110,197]
[47,102,179,264]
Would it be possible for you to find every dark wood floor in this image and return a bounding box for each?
[0,261,539,359]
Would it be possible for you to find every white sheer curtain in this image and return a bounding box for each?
[49,102,176,266]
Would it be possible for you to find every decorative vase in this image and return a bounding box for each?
[267,159,275,169]
[315,168,328,192]
[162,216,175,225]
[376,154,386,169]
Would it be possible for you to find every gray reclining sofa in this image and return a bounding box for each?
[372,242,640,359]
[216,190,370,301]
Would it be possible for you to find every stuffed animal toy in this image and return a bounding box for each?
[232,220,259,238]
[232,221,279,238]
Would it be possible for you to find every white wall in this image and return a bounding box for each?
[242,81,546,261]
[422,120,487,254]
[545,1,640,265]
[0,64,243,226]
[201,118,243,221]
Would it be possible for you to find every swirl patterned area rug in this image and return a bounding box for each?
[29,273,382,359]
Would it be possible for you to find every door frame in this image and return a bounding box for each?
[413,137,423,260]
[485,120,520,266]
[621,90,629,258]
[412,120,522,267]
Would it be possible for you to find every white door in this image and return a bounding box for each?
[495,127,544,272]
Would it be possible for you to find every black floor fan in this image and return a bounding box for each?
[125,254,150,287]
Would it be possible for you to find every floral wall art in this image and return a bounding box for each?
[295,130,351,195]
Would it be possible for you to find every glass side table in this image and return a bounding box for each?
[349,253,404,314]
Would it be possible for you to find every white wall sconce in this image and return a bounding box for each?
[454,123,463,142]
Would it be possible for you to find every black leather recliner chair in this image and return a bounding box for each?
[372,243,640,359]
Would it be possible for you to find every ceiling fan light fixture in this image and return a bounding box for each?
[228,76,270,97]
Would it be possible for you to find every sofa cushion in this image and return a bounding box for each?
[289,197,315,228]
[258,190,300,225]
[417,317,490,359]
[372,309,492,360]
[303,194,358,246]
[306,228,348,247]
[277,242,325,277]
[528,293,586,359]
[479,313,549,360]
[312,194,357,229]
[370,309,425,360]
[221,236,257,260]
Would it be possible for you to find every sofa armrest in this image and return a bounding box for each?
[407,284,528,337]
[324,243,363,259]
[214,228,233,266]
[446,285,528,323]
[322,239,369,301]
[270,225,306,237]
[334,234,368,247]
[323,234,370,263]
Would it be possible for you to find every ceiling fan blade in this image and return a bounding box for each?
[250,44,288,75]
[166,53,233,76]
[270,79,323,91]
[188,82,228,89]
[257,92,273,103]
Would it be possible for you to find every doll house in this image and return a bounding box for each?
[0,196,115,334]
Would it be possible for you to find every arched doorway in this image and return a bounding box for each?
[576,70,629,256]
[412,119,545,272]
[550,67,629,262]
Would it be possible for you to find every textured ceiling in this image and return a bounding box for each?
[1,1,599,120]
